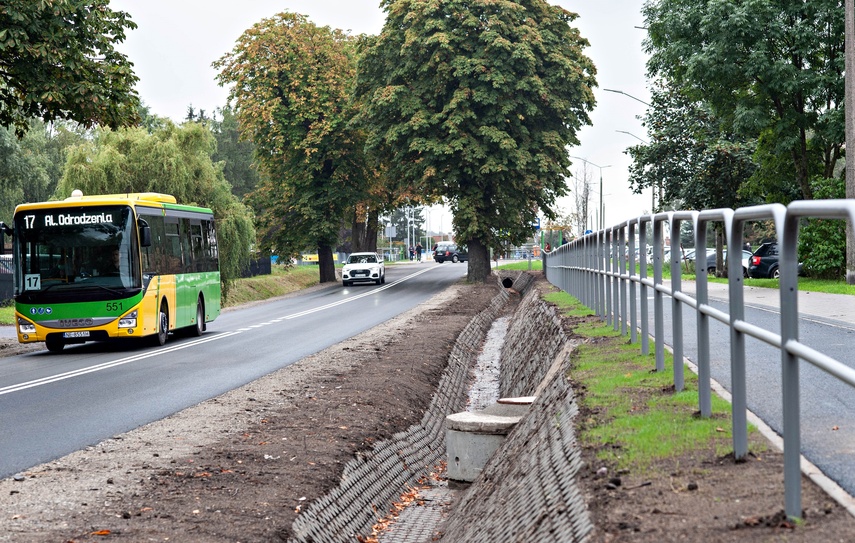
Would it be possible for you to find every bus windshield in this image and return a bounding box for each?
[13,205,141,299]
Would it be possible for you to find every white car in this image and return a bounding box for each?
[342,252,385,286]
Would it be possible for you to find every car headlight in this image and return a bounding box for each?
[17,317,35,334]
[118,310,138,329]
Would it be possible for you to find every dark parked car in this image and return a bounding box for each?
[747,242,803,279]
[433,243,468,263]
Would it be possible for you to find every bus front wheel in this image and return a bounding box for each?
[154,302,169,346]
[45,336,64,353]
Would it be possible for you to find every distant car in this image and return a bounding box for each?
[747,242,803,279]
[433,243,468,263]
[342,252,385,286]
[698,249,753,277]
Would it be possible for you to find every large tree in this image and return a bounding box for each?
[56,123,256,299]
[644,0,845,202]
[356,0,597,282]
[215,13,372,283]
[0,0,140,136]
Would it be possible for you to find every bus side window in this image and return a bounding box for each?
[189,220,204,273]
[203,219,218,272]
[164,218,182,274]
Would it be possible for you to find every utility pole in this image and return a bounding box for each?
[846,0,855,284]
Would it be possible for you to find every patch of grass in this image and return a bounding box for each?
[550,291,752,474]
[0,305,14,326]
[224,265,319,308]
[542,290,594,318]
[648,264,855,296]
[497,259,543,271]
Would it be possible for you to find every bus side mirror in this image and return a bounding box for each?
[139,222,152,247]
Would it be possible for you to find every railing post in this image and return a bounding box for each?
[780,209,802,520]
[628,221,637,343]
[603,229,614,324]
[612,227,620,331]
[639,218,650,356]
[652,215,666,372]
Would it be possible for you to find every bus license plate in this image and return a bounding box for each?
[63,331,90,338]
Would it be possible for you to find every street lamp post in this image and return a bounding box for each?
[614,130,656,212]
[607,89,657,213]
[603,88,651,107]
[570,155,611,230]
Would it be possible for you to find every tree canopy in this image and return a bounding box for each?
[356,0,597,281]
[56,123,256,298]
[0,120,85,223]
[643,0,845,201]
[215,13,372,283]
[0,0,140,136]
[626,81,757,213]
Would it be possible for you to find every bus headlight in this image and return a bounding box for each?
[118,310,138,329]
[17,317,36,334]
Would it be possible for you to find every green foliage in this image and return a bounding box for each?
[627,80,757,212]
[55,122,256,298]
[357,0,596,280]
[644,0,845,201]
[0,305,13,326]
[215,13,371,282]
[0,0,140,136]
[798,176,846,279]
[738,130,804,205]
[210,106,258,200]
[0,120,84,223]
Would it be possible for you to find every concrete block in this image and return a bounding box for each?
[445,400,532,482]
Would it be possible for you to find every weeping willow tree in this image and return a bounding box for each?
[55,122,256,298]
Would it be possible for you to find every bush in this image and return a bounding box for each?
[798,177,846,280]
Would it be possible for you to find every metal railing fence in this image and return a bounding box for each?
[543,199,855,520]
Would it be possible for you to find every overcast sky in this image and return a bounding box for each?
[109,0,651,233]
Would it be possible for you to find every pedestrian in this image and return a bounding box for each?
[545,242,551,252]
[409,246,414,260]
[415,242,423,261]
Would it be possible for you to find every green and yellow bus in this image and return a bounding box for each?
[0,191,221,352]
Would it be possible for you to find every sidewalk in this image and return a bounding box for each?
[680,280,855,325]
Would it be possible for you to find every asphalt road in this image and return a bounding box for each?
[630,282,855,496]
[0,261,467,479]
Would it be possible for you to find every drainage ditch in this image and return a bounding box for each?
[287,272,591,543]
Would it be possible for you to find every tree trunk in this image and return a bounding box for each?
[466,238,493,282]
[846,0,855,284]
[317,244,337,283]
[715,229,726,278]
[351,210,380,253]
